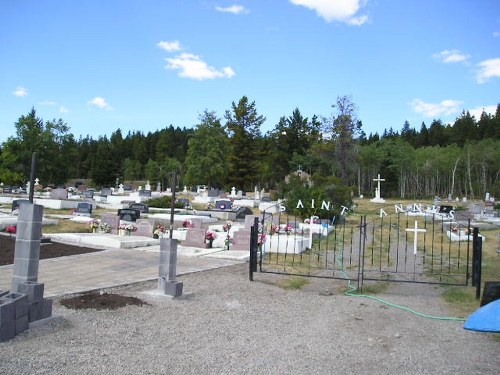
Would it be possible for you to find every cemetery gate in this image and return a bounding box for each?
[249,209,482,293]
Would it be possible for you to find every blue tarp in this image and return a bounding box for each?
[464,299,500,333]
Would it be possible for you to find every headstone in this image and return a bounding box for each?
[11,199,30,213]
[158,239,183,297]
[182,228,208,248]
[485,192,490,202]
[83,190,94,199]
[50,188,67,200]
[156,181,161,192]
[208,189,219,198]
[183,186,188,193]
[232,229,251,250]
[439,205,453,214]
[74,202,92,216]
[34,178,39,186]
[244,215,259,229]
[101,188,112,197]
[215,199,232,210]
[231,187,236,196]
[118,208,140,222]
[118,184,124,194]
[129,202,149,213]
[145,180,151,191]
[101,213,120,234]
[138,190,152,198]
[255,190,260,200]
[189,218,203,229]
[237,190,243,198]
[132,219,153,237]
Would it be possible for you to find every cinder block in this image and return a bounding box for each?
[15,314,29,335]
[17,203,44,222]
[17,282,44,303]
[41,298,52,320]
[1,293,29,319]
[11,240,41,261]
[0,299,15,325]
[161,281,183,297]
[0,322,16,342]
[12,260,39,281]
[15,222,42,241]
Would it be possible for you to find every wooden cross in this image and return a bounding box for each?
[406,220,426,255]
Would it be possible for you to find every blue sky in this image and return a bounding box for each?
[1,0,499,143]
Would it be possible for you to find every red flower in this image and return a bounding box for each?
[6,225,16,234]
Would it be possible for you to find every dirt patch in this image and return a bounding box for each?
[0,235,103,266]
[60,291,148,310]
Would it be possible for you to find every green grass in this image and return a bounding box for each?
[277,276,310,290]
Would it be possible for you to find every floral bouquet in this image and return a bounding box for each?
[224,234,233,250]
[88,219,99,232]
[281,224,294,235]
[182,219,193,228]
[154,224,167,238]
[6,225,16,236]
[98,222,111,233]
[206,230,217,241]
[119,223,137,234]
[269,224,278,235]
[222,220,233,232]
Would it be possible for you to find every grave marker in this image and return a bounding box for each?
[182,228,207,248]
[101,213,120,234]
[118,208,140,222]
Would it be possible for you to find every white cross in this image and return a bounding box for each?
[373,174,385,198]
[406,221,426,255]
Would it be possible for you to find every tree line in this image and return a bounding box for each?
[1,97,499,199]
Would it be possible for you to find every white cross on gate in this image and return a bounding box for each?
[406,220,427,255]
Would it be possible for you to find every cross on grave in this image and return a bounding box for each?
[406,221,426,255]
[373,174,385,200]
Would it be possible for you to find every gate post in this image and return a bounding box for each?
[472,227,482,299]
[356,215,366,292]
[249,217,259,281]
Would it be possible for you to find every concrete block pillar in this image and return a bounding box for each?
[158,239,183,297]
[11,203,44,292]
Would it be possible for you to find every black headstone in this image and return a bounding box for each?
[439,205,454,214]
[138,190,152,197]
[129,202,149,213]
[118,208,140,222]
[75,202,92,215]
[11,199,30,212]
[215,200,232,210]
[481,281,500,306]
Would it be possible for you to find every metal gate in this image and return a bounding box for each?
[249,209,481,292]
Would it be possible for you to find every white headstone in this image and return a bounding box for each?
[145,180,151,191]
[485,192,490,202]
[34,178,40,186]
[370,174,385,203]
[231,187,236,196]
[118,184,124,194]
[183,186,188,193]
[156,181,161,192]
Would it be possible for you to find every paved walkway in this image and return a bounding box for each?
[0,244,247,297]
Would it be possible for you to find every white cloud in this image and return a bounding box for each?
[157,40,182,52]
[468,105,497,120]
[433,49,470,64]
[38,100,56,105]
[215,5,249,15]
[290,0,368,25]
[165,53,235,80]
[476,58,500,83]
[13,86,28,97]
[59,106,70,113]
[410,99,463,117]
[88,97,114,110]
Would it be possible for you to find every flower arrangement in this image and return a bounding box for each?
[88,219,99,232]
[269,224,278,235]
[154,224,167,237]
[222,220,233,232]
[206,230,217,241]
[224,234,233,249]
[282,224,294,235]
[182,219,193,228]
[258,232,267,245]
[6,225,16,236]
[119,223,137,233]
[98,222,111,233]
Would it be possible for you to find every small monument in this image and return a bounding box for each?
[145,180,151,191]
[156,181,161,192]
[118,184,124,194]
[370,174,386,203]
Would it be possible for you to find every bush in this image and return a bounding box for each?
[147,196,185,209]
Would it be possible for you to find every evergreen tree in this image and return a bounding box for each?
[225,96,265,191]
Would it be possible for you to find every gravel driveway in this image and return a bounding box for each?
[1,264,498,374]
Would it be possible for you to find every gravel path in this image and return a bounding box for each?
[1,264,498,374]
